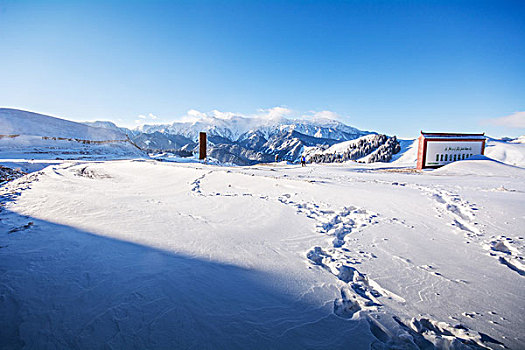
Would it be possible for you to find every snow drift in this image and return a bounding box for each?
[432,155,525,177]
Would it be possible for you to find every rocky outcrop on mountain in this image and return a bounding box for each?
[207,144,274,165]
[260,130,341,161]
[306,134,400,164]
[237,130,267,150]
[133,132,193,150]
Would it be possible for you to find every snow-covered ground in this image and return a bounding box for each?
[1,157,524,349]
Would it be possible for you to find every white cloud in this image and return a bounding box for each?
[175,109,213,123]
[484,111,525,129]
[211,110,238,120]
[165,106,344,124]
[257,106,294,120]
[135,112,161,124]
[187,109,206,118]
[308,110,342,120]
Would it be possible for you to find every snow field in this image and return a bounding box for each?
[1,159,524,349]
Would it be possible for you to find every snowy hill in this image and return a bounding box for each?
[1,108,126,141]
[484,137,525,167]
[433,155,525,177]
[0,108,144,160]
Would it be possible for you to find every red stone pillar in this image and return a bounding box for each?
[199,132,207,160]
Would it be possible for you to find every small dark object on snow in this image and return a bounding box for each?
[8,221,34,234]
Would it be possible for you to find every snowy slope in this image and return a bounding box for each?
[484,137,525,167]
[0,109,144,160]
[0,108,126,141]
[433,155,525,177]
[391,138,419,164]
[310,134,380,155]
[1,160,523,349]
[303,134,400,163]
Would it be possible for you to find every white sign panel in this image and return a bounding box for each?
[425,140,483,167]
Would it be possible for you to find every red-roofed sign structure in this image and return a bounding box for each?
[417,132,486,170]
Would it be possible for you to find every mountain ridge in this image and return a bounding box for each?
[0,108,399,165]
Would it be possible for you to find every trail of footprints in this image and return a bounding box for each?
[189,172,397,318]
[417,186,483,239]
[380,178,524,278]
[417,185,524,277]
[277,194,405,319]
[278,194,499,349]
[188,171,517,346]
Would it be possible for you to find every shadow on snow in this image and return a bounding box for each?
[0,209,374,350]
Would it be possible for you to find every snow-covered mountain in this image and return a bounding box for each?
[0,108,144,160]
[131,114,373,164]
[304,134,401,164]
[83,120,133,137]
[136,115,369,142]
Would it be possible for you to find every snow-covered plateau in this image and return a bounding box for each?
[1,108,524,349]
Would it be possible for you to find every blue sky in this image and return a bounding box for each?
[1,0,524,137]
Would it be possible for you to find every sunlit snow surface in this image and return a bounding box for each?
[1,158,524,349]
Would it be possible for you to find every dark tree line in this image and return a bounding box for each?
[307,135,401,164]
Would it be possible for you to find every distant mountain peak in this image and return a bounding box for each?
[136,114,370,142]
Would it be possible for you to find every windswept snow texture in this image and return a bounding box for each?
[1,156,524,349]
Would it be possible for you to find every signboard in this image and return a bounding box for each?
[424,140,484,167]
